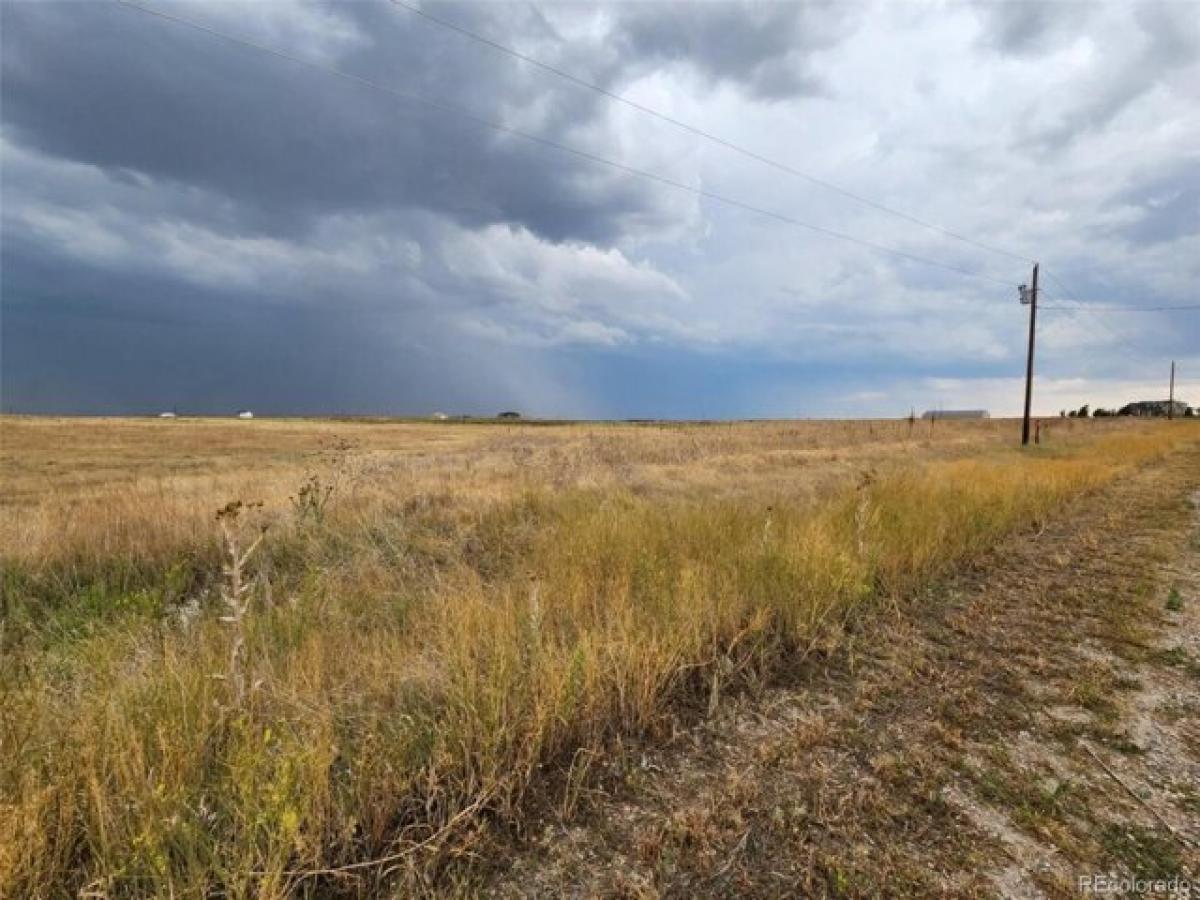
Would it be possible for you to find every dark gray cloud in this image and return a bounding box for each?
[1,228,580,416]
[608,1,849,100]
[974,1,1089,57]
[2,1,850,247]
[1105,163,1200,247]
[1,1,681,245]
[998,1,1200,153]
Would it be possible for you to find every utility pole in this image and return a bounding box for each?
[1169,360,1176,420]
[1020,262,1039,446]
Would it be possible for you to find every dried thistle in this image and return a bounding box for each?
[215,500,266,706]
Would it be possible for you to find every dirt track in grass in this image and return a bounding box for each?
[482,448,1200,899]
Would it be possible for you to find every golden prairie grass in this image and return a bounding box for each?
[0,414,1128,572]
[0,416,1195,896]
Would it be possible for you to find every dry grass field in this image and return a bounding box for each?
[1,415,1197,897]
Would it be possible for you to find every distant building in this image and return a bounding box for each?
[1117,400,1188,417]
[237,410,254,419]
[431,411,449,421]
[158,411,177,418]
[921,409,989,420]
[497,410,521,419]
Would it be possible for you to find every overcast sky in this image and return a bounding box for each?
[2,0,1197,417]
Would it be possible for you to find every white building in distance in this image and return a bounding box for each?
[921,409,989,420]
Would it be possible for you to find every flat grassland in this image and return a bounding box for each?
[1,415,1195,896]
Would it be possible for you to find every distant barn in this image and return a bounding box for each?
[1117,399,1188,417]
[921,409,989,420]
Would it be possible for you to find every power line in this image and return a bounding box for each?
[390,0,1035,267]
[112,0,1016,288]
[1039,267,1162,368]
[1041,303,1200,312]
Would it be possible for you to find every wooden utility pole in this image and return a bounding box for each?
[1021,262,1039,446]
[1169,360,1176,420]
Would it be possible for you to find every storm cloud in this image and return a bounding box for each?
[2,0,1197,417]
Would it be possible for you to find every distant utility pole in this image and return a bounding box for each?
[1020,262,1039,446]
[1169,360,1176,420]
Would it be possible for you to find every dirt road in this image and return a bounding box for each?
[486,448,1200,898]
